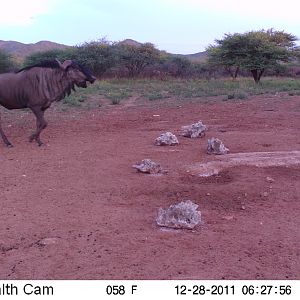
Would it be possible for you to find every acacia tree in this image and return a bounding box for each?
[165,56,192,77]
[70,39,118,77]
[207,29,298,83]
[207,35,242,79]
[117,43,161,77]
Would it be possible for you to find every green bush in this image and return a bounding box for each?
[24,49,69,66]
[0,49,16,73]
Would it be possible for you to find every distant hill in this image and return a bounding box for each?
[0,40,69,61]
[0,39,207,63]
[117,39,142,47]
[118,39,207,62]
[182,51,208,62]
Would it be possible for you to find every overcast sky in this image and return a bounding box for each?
[0,0,299,54]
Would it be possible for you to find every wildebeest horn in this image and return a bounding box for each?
[56,59,73,70]
[55,59,63,67]
[62,60,73,70]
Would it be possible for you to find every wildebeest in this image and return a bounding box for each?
[0,59,96,147]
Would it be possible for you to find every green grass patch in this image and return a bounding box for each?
[63,94,85,106]
[106,89,132,105]
[61,77,300,108]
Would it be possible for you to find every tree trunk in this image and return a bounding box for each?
[226,66,239,79]
[234,66,240,79]
[226,67,234,79]
[251,70,258,83]
[251,69,265,83]
[258,68,265,82]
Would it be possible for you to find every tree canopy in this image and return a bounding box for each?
[24,40,163,78]
[117,42,161,77]
[207,29,298,83]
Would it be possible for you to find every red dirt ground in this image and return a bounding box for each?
[0,94,299,280]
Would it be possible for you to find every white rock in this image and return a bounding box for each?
[266,176,275,183]
[222,215,235,221]
[181,121,207,138]
[156,200,201,229]
[155,132,179,146]
[207,138,229,155]
[37,237,59,246]
[132,159,162,174]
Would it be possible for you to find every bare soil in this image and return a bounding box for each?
[0,93,300,280]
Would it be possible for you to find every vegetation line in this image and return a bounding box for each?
[1,29,300,83]
[63,77,300,106]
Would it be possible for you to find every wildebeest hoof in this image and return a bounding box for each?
[35,137,43,146]
[29,135,43,146]
[6,143,13,148]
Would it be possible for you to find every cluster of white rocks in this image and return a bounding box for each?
[132,120,231,230]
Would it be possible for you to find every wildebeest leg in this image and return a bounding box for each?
[0,112,13,147]
[29,107,47,146]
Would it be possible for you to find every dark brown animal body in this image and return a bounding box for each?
[0,59,96,147]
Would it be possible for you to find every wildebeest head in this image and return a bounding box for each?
[57,59,96,88]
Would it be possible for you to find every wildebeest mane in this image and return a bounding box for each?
[16,60,61,73]
[17,60,94,79]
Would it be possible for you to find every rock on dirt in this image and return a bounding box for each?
[266,176,275,183]
[37,237,60,246]
[207,137,230,155]
[132,159,162,174]
[155,132,179,146]
[156,200,201,229]
[222,215,235,221]
[181,121,207,138]
[261,192,269,197]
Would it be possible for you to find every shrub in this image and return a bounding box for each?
[0,49,16,73]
